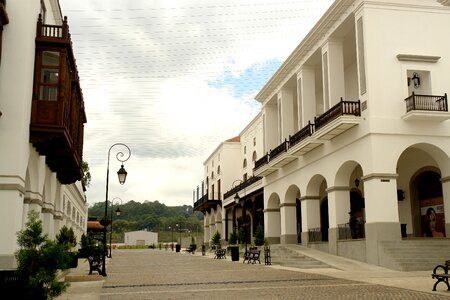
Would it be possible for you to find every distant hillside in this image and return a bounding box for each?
[88,200,204,242]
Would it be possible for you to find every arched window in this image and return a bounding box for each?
[217,165,221,175]
[252,151,257,162]
[243,159,247,168]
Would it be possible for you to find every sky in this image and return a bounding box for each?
[58,0,333,207]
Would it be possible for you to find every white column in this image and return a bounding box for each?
[326,186,350,254]
[322,39,345,108]
[278,88,296,140]
[300,196,320,244]
[264,208,281,244]
[264,103,279,151]
[298,67,316,127]
[280,203,297,244]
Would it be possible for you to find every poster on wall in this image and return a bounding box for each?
[420,198,445,237]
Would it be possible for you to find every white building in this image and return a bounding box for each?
[0,0,87,268]
[124,231,158,246]
[195,0,450,270]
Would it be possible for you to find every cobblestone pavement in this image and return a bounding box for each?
[97,249,450,300]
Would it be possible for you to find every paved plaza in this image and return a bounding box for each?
[58,247,450,299]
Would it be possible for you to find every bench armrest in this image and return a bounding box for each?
[433,265,448,274]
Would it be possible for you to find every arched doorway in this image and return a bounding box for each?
[320,197,329,242]
[411,170,445,237]
[350,190,365,238]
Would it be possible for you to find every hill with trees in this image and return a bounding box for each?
[88,200,204,243]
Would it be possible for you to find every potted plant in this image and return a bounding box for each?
[56,225,78,268]
[211,230,221,249]
[228,228,239,261]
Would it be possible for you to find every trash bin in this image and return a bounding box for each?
[176,244,181,252]
[201,244,206,256]
[229,245,239,261]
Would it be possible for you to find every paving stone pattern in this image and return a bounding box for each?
[100,249,450,300]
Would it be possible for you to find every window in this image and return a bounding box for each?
[217,165,220,175]
[211,172,214,180]
[252,151,257,162]
[243,173,248,181]
[253,137,256,146]
[40,0,46,23]
[244,146,246,154]
[357,17,366,95]
[243,159,247,168]
[38,51,60,101]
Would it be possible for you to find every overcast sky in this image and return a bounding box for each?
[58,0,333,207]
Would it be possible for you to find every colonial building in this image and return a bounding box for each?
[195,0,450,270]
[0,0,87,268]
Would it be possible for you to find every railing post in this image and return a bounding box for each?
[36,14,42,37]
[411,92,415,111]
[445,93,448,111]
[62,16,68,39]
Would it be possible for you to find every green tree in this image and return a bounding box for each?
[56,226,77,249]
[211,230,221,248]
[16,210,71,299]
[238,227,247,245]
[254,224,265,246]
[81,161,91,187]
[229,228,238,245]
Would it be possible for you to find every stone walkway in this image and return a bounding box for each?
[56,247,450,299]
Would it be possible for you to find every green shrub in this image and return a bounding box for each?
[229,228,238,245]
[254,224,265,246]
[16,210,71,299]
[211,230,221,248]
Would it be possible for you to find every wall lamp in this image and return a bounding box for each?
[408,72,421,88]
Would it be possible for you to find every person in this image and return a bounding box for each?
[424,207,444,237]
[349,211,357,239]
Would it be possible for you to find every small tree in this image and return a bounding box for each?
[211,230,221,248]
[238,227,247,245]
[254,224,265,246]
[56,226,77,249]
[229,228,238,245]
[16,210,71,299]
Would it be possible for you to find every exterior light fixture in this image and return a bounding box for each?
[117,164,127,185]
[354,178,360,188]
[408,72,421,89]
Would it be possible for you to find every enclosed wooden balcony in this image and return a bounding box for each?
[30,15,86,184]
[313,98,361,140]
[402,93,450,122]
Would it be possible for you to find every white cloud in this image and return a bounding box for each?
[59,0,333,206]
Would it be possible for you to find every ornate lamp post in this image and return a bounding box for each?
[109,197,123,258]
[102,143,131,277]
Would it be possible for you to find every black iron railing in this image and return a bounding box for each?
[223,176,262,199]
[405,92,448,112]
[269,139,289,160]
[254,153,269,171]
[315,98,361,131]
[289,121,314,147]
[308,227,322,242]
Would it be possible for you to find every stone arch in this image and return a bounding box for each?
[397,143,450,238]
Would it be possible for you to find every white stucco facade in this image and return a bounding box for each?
[195,0,450,268]
[0,0,87,268]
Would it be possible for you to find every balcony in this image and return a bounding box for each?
[30,15,86,184]
[223,176,262,200]
[402,93,449,122]
[253,153,278,177]
[193,191,221,213]
[288,121,323,156]
[313,99,361,140]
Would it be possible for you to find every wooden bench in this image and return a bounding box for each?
[184,246,195,254]
[243,249,261,264]
[214,248,226,259]
[87,255,102,275]
[432,261,450,291]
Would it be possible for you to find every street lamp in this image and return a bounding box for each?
[109,197,123,258]
[102,143,131,277]
[232,179,245,204]
[169,226,174,251]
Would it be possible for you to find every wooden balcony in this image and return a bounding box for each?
[313,98,361,140]
[402,93,450,122]
[30,15,86,184]
[193,192,221,213]
[288,121,323,156]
